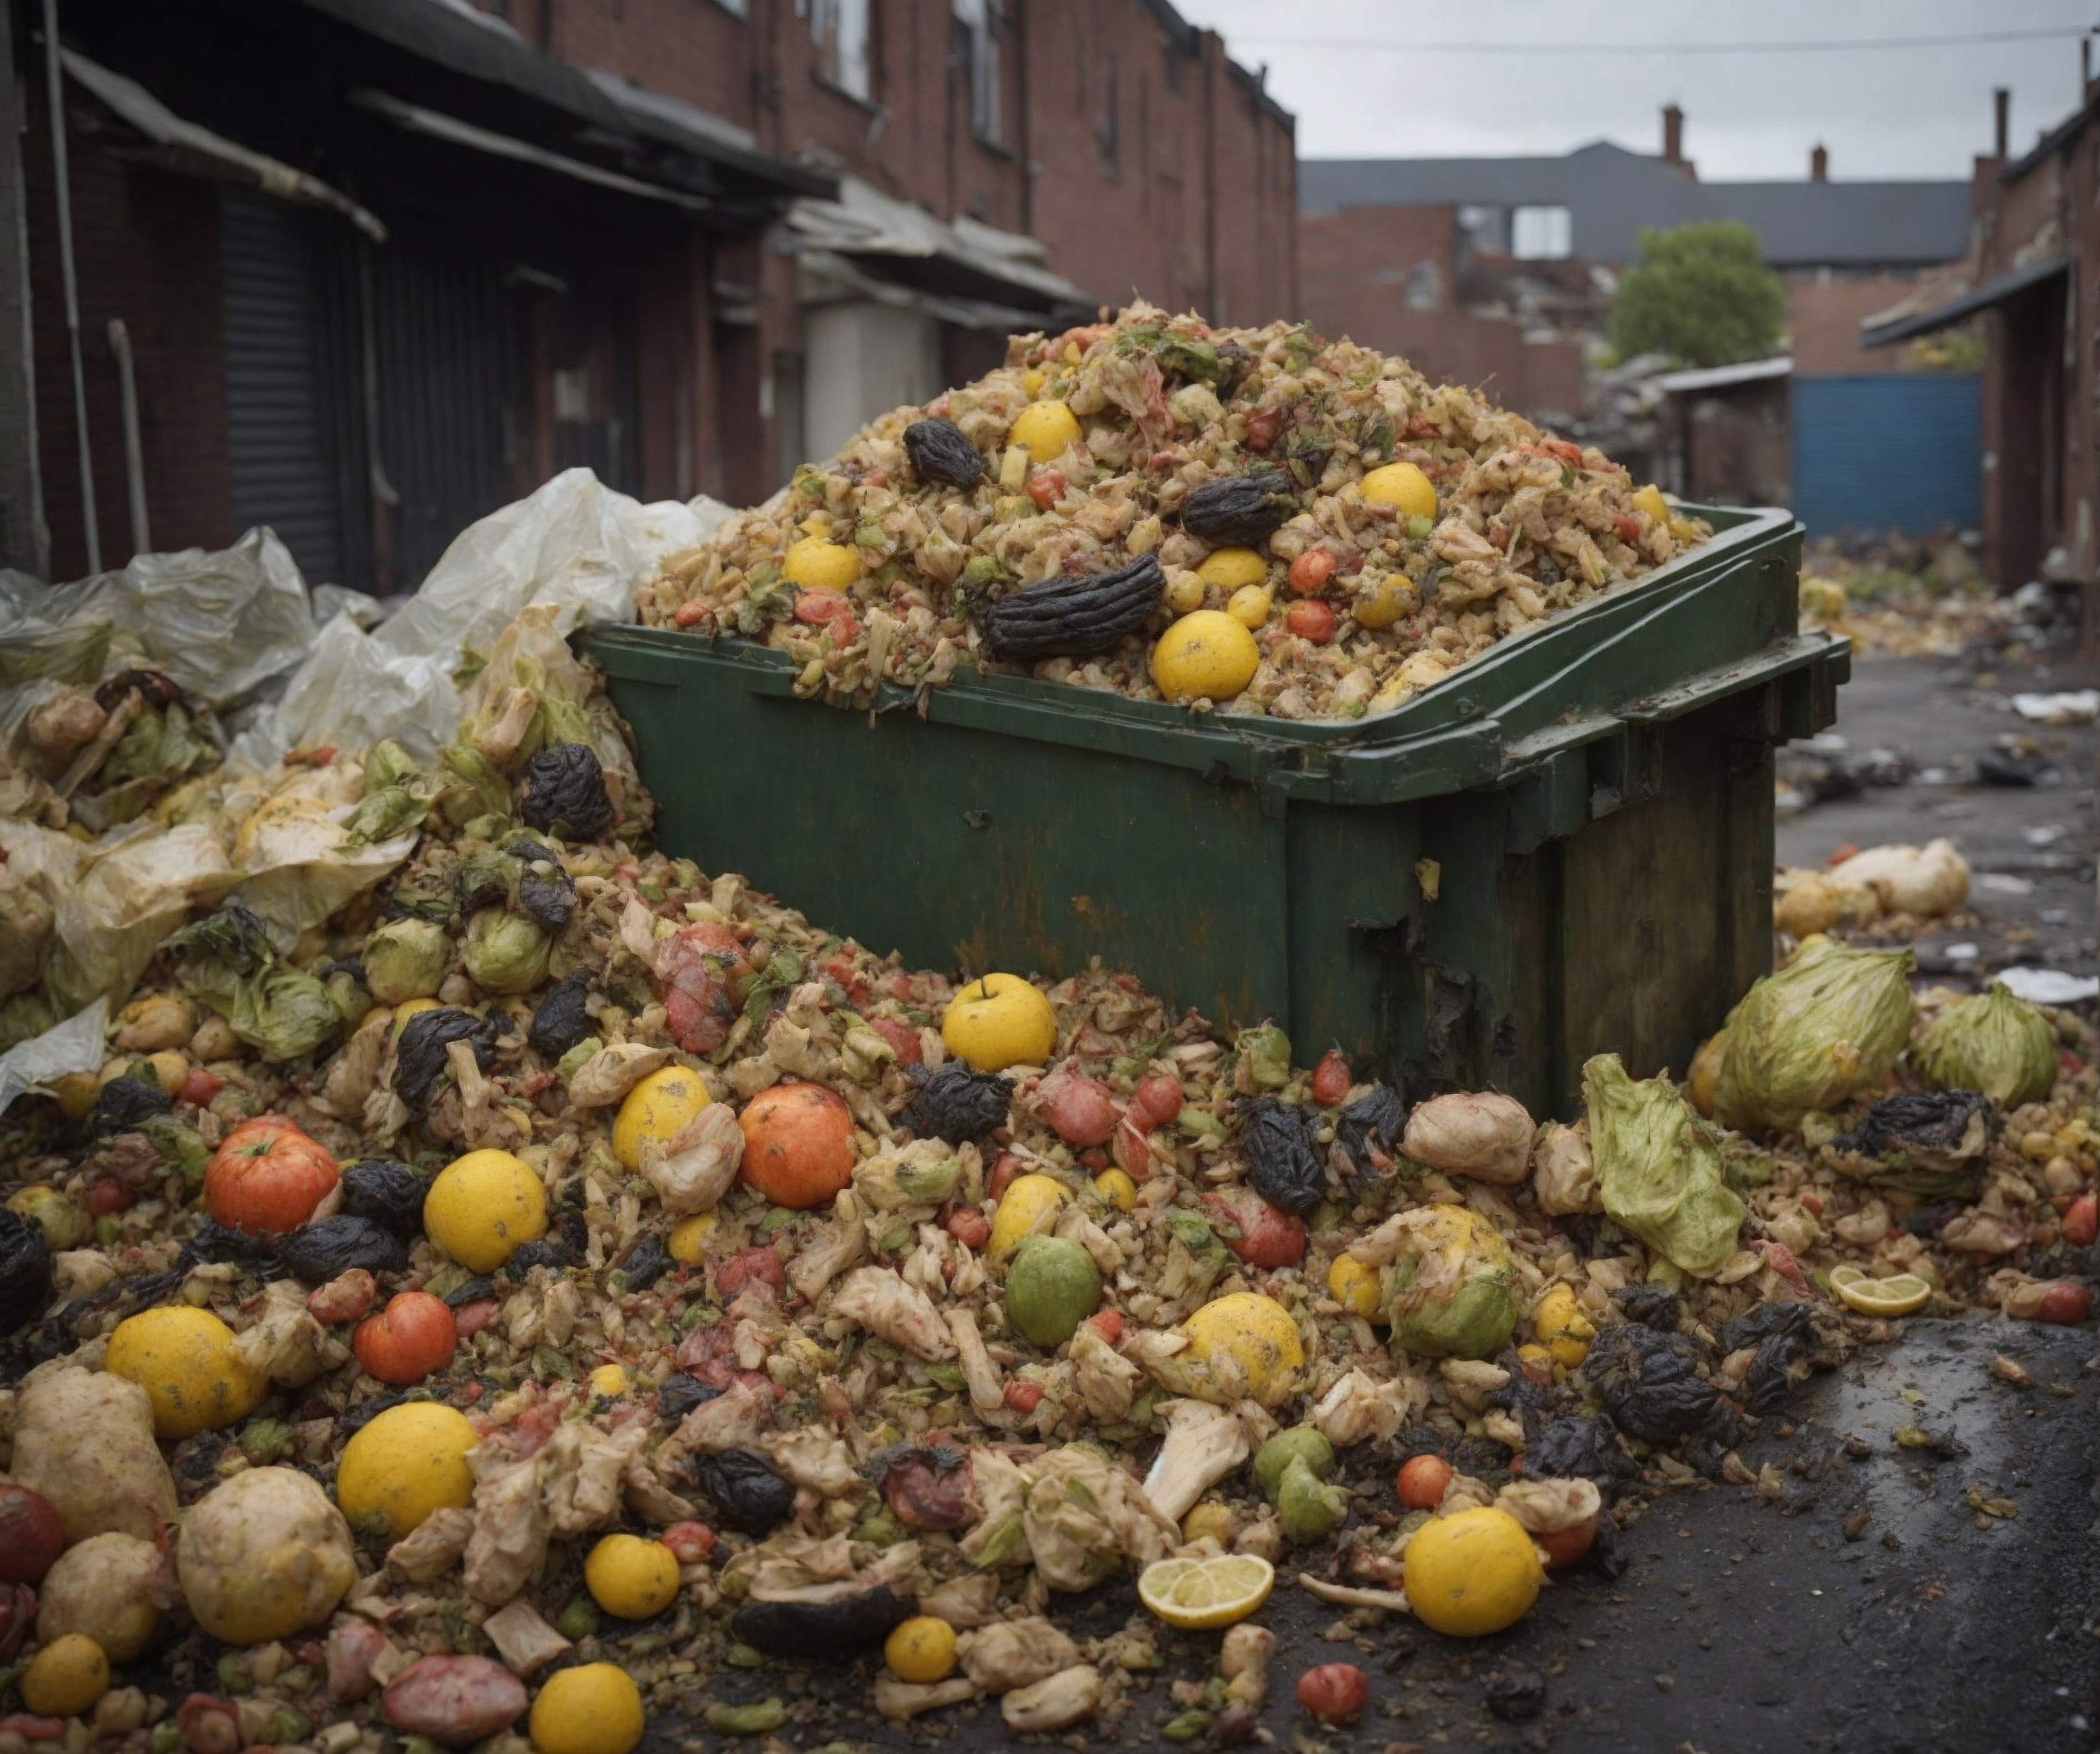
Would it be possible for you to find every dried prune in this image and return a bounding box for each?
[0,1209,52,1336]
[1833,1089,1996,1198]
[617,1233,672,1292]
[439,1275,496,1310]
[902,1061,1011,1142]
[182,1220,281,1270]
[689,1447,795,1535]
[528,972,592,1060]
[904,417,985,487]
[1525,1416,1631,1497]
[339,1159,426,1238]
[279,1216,409,1285]
[1612,1283,1681,1328]
[655,1373,721,1424]
[1178,469,1294,544]
[394,1007,502,1115]
[977,554,1166,662]
[1335,1085,1406,1183]
[89,1075,172,1137]
[1583,1323,1735,1446]
[1241,1096,1325,1215]
[507,839,576,931]
[516,743,614,842]
[732,1585,912,1658]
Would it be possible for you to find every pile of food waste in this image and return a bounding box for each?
[0,619,2088,1752]
[638,304,1710,720]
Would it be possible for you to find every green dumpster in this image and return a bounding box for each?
[582,505,1844,1117]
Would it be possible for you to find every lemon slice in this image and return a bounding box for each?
[1829,1265,1932,1317]
[1137,1554,1276,1630]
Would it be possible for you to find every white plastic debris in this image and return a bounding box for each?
[1976,874,2035,896]
[1993,967,2100,1005]
[2009,690,2099,725]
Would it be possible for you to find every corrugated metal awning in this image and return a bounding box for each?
[62,49,386,240]
[1651,356,1792,394]
[1862,255,2069,347]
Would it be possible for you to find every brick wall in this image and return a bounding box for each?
[1300,203,1456,338]
[24,86,232,578]
[1789,276,1931,375]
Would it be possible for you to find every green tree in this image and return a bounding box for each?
[1608,221,1786,368]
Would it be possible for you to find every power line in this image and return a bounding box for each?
[1222,25,2089,56]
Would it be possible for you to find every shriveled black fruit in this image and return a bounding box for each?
[394,1006,502,1115]
[0,1209,53,1336]
[1241,1095,1325,1215]
[902,1061,1011,1142]
[339,1159,426,1238]
[1178,469,1294,544]
[904,418,985,487]
[1336,1085,1406,1183]
[655,1373,721,1423]
[516,743,613,842]
[89,1075,172,1137]
[279,1216,409,1285]
[507,838,576,931]
[978,554,1166,662]
[617,1233,673,1292]
[528,972,593,1060]
[689,1447,795,1535]
[734,1585,911,1658]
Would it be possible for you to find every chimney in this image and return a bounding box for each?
[1994,87,2009,158]
[1661,103,1684,165]
[1810,142,1828,182]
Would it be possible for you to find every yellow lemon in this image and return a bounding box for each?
[1402,1506,1542,1637]
[1531,1284,1594,1367]
[1177,1292,1304,1407]
[1197,547,1269,591]
[1632,483,1670,524]
[1152,610,1261,703]
[1163,569,1206,614]
[21,1633,108,1718]
[334,1402,479,1539]
[1092,1167,1138,1212]
[1225,585,1272,629]
[52,1071,99,1123]
[612,1065,712,1171]
[1829,1265,1933,1317]
[584,1533,681,1620]
[1023,368,1046,397]
[884,1615,959,1683]
[423,1148,548,1272]
[988,1173,1071,1260]
[588,1363,630,1398]
[1688,1029,1728,1118]
[1008,401,1081,462]
[1360,461,1438,520]
[1136,1554,1274,1630]
[1352,572,1418,629]
[1180,1500,1236,1545]
[105,1306,264,1439]
[668,1212,718,1263]
[941,972,1056,1072]
[782,537,859,591]
[529,1663,645,1754]
[1326,1254,1382,1320]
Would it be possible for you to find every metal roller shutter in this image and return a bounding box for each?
[1791,374,1982,538]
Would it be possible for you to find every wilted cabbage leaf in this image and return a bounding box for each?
[361,919,451,1005]
[1712,939,1915,1132]
[1586,1054,1744,1275]
[166,903,342,1062]
[462,908,551,995]
[1373,1205,1518,1360]
[1909,984,2056,1109]
[1233,1024,1292,1091]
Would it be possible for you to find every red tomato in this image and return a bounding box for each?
[1288,548,1336,597]
[2032,1281,2093,1324]
[2063,1193,2097,1247]
[354,1292,457,1385]
[1286,600,1336,644]
[794,590,854,627]
[1396,1453,1452,1510]
[1613,512,1642,544]
[1538,439,1584,467]
[819,952,870,1004]
[716,1245,786,1298]
[1799,1193,1824,1216]
[452,1298,499,1338]
[1245,409,1281,452]
[1824,842,1859,868]
[176,1068,224,1107]
[1309,1049,1351,1107]
[1294,1664,1368,1724]
[1046,1077,1118,1147]
[0,1485,64,1585]
[1026,468,1067,511]
[83,1178,131,1217]
[870,1017,923,1065]
[661,1521,716,1564]
[944,1206,991,1248]
[738,1084,856,1209]
[1002,1379,1044,1413]
[1111,1115,1151,1176]
[1203,1191,1304,1269]
[1084,1308,1123,1344]
[1538,1515,1598,1568]
[672,600,712,629]
[826,612,861,645]
[1131,1075,1184,1130]
[987,1153,1024,1203]
[204,1115,339,1237]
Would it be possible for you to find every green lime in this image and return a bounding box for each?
[1004,1234,1102,1348]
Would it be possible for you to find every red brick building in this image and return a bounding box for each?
[11,0,1295,587]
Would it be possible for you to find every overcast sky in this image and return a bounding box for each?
[1173,0,2092,181]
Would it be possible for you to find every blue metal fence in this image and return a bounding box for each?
[1790,373,1981,536]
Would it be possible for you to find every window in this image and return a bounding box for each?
[954,0,1002,144]
[1511,205,1572,261]
[803,0,872,102]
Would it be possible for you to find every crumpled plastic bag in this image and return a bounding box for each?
[1584,1054,1745,1277]
[236,469,729,764]
[1711,938,1916,1132]
[1909,982,2057,1109]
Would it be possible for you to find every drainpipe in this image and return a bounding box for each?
[41,0,98,572]
[106,317,146,556]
